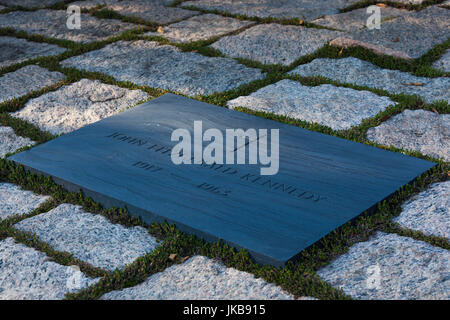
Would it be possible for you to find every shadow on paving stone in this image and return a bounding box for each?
[0,10,138,43]
[61,40,264,96]
[0,36,66,68]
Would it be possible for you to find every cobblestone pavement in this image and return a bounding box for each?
[0,0,448,300]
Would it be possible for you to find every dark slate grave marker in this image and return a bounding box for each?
[10,94,435,266]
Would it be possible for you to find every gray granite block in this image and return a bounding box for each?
[312,6,410,32]
[330,6,450,59]
[318,232,450,300]
[432,49,450,72]
[289,57,450,103]
[0,36,66,68]
[0,0,61,8]
[72,0,175,9]
[181,0,360,21]
[0,10,138,43]
[227,79,395,130]
[106,0,198,24]
[15,203,159,271]
[0,183,48,220]
[366,109,449,161]
[146,13,255,43]
[0,127,35,159]
[61,40,264,96]
[0,65,65,103]
[210,24,342,66]
[0,238,97,300]
[394,181,449,239]
[10,79,149,135]
[101,255,295,300]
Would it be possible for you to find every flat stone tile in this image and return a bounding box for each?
[432,49,450,72]
[0,127,35,159]
[0,183,48,220]
[61,40,264,96]
[394,181,449,239]
[312,6,410,32]
[10,79,149,135]
[318,232,450,300]
[0,0,61,8]
[0,65,65,103]
[0,238,97,300]
[107,0,198,24]
[15,203,159,271]
[330,6,450,59]
[289,57,450,103]
[146,13,255,43]
[366,109,450,161]
[181,0,360,21]
[0,10,138,43]
[0,36,66,68]
[440,0,450,8]
[227,79,395,130]
[210,24,342,66]
[101,255,295,300]
[72,0,174,9]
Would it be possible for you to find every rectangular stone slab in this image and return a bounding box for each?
[9,94,436,266]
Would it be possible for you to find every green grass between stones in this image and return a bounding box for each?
[0,2,449,300]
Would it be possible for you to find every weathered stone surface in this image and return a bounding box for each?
[146,14,254,43]
[10,79,149,135]
[181,0,359,21]
[227,79,395,130]
[440,0,450,8]
[0,238,97,300]
[0,10,138,43]
[0,127,35,159]
[0,36,66,68]
[0,65,65,103]
[15,203,159,271]
[366,109,449,161]
[330,6,450,59]
[0,183,48,220]
[61,40,264,96]
[107,0,198,24]
[210,24,342,66]
[312,6,410,32]
[72,0,175,9]
[394,181,449,239]
[432,49,450,72]
[101,255,294,300]
[0,0,61,8]
[289,57,450,103]
[318,232,450,300]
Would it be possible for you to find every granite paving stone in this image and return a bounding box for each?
[0,127,35,159]
[440,0,450,8]
[210,24,342,66]
[15,203,160,271]
[312,6,410,32]
[61,40,264,96]
[101,255,295,300]
[330,6,450,59]
[0,36,66,68]
[10,79,149,135]
[0,0,61,8]
[394,181,449,239]
[181,0,360,21]
[366,109,450,161]
[72,0,175,9]
[0,183,48,220]
[0,65,65,103]
[289,57,450,103]
[318,232,450,300]
[432,49,450,72]
[0,10,138,43]
[227,79,395,130]
[146,13,255,43]
[0,238,97,300]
